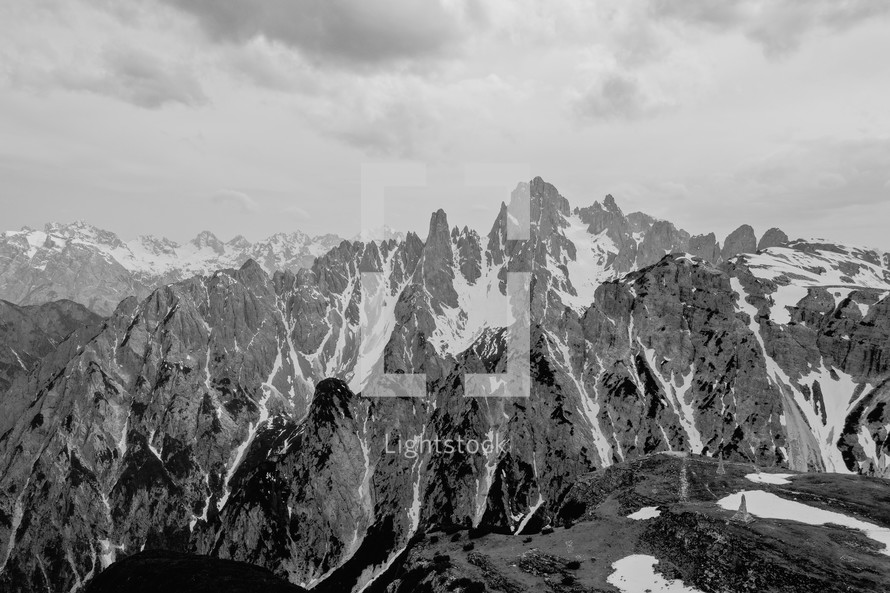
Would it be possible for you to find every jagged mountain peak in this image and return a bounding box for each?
[138,235,180,254]
[424,208,452,248]
[190,230,226,253]
[43,220,126,248]
[529,176,570,216]
[266,230,311,244]
[309,378,356,422]
[44,219,96,234]
[603,193,622,213]
[722,224,758,260]
[236,258,267,279]
[227,234,251,249]
[688,232,721,263]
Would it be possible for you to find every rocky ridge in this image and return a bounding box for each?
[0,178,889,592]
[0,222,344,315]
[1,191,805,317]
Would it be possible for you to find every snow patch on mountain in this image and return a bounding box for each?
[608,554,705,593]
[730,277,870,473]
[562,213,616,310]
[627,506,661,520]
[718,490,890,555]
[740,243,890,291]
[745,473,793,485]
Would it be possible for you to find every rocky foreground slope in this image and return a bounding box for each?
[0,178,888,591]
[380,453,890,593]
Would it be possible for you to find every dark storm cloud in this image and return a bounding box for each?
[157,0,479,66]
[649,0,890,57]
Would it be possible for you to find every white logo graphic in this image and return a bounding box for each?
[358,163,531,398]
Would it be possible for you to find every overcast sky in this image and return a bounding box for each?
[1,0,889,249]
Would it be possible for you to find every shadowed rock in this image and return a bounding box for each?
[84,550,307,593]
[688,232,721,263]
[722,224,758,260]
[758,228,790,251]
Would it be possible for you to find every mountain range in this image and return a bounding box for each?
[0,222,345,315]
[3,197,861,317]
[1,177,889,592]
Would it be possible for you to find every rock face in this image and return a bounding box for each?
[757,227,789,251]
[722,224,758,260]
[688,232,721,263]
[0,222,344,315]
[574,197,773,279]
[0,299,102,393]
[575,195,694,275]
[0,177,889,592]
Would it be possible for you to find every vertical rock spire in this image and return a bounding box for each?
[732,494,755,523]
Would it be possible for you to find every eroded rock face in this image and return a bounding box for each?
[687,232,720,264]
[722,224,758,260]
[0,299,102,394]
[757,227,789,251]
[1,178,889,593]
[576,197,759,276]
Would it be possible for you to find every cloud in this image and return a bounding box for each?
[649,0,890,58]
[9,42,207,109]
[621,137,890,236]
[284,205,311,221]
[90,45,207,108]
[572,72,672,121]
[223,39,316,91]
[733,137,890,209]
[157,0,482,67]
[210,189,258,213]
[291,71,516,157]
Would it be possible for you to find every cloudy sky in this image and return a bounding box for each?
[2,0,889,249]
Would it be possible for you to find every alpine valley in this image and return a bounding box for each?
[1,178,889,593]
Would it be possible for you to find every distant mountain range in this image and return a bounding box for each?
[5,193,876,318]
[0,223,345,315]
[1,178,889,592]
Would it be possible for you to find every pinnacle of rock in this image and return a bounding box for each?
[731,494,755,524]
